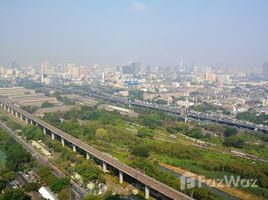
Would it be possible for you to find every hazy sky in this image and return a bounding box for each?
[0,0,268,69]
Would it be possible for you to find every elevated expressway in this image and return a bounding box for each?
[88,91,268,134]
[0,97,192,200]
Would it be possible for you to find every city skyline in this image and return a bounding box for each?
[1,0,268,70]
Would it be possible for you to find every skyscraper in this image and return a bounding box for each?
[263,63,268,73]
[122,62,140,75]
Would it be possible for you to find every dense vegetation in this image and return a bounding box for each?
[38,166,70,193]
[21,105,38,113]
[236,111,268,125]
[0,129,33,199]
[0,115,72,199]
[190,102,230,115]
[40,107,225,199]
[41,101,55,108]
[128,90,144,100]
[16,77,44,90]
[52,92,75,105]
[3,97,268,199]
[0,130,32,172]
[42,105,268,199]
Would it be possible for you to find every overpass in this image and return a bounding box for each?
[0,97,192,200]
[88,91,268,134]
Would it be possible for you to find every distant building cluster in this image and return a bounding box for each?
[0,60,268,120]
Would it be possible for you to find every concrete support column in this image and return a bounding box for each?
[102,162,107,172]
[43,128,46,135]
[20,114,23,121]
[72,145,76,152]
[51,133,55,140]
[11,109,14,115]
[119,171,123,184]
[15,112,18,118]
[30,120,33,125]
[25,118,28,124]
[61,138,65,146]
[145,185,150,200]
[86,152,90,160]
[7,107,10,113]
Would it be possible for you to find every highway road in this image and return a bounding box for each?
[87,90,268,133]
[0,120,86,200]
[51,86,268,133]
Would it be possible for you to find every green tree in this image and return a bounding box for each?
[21,105,38,113]
[186,128,204,139]
[129,90,144,100]
[0,188,31,200]
[190,187,221,200]
[84,194,103,200]
[5,141,31,171]
[176,122,189,133]
[0,179,7,191]
[47,176,70,193]
[137,127,154,138]
[41,101,54,108]
[224,135,245,148]
[75,158,104,183]
[96,128,108,140]
[24,182,39,192]
[58,188,71,200]
[22,125,44,140]
[2,171,17,181]
[223,127,238,137]
[154,99,167,105]
[140,113,161,128]
[132,144,150,158]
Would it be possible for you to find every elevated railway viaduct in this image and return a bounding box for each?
[0,97,192,200]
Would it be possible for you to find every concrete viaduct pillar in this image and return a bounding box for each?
[145,185,150,200]
[43,128,46,135]
[15,111,18,118]
[119,171,123,184]
[51,133,55,140]
[61,138,65,146]
[20,114,23,121]
[102,162,107,172]
[86,152,90,160]
[72,145,76,152]
[25,118,28,124]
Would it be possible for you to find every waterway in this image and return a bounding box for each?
[160,166,241,200]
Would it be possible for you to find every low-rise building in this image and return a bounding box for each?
[38,186,58,200]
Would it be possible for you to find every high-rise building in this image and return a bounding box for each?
[40,62,50,75]
[205,70,216,82]
[79,66,87,78]
[122,62,140,75]
[71,65,80,79]
[263,63,268,73]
